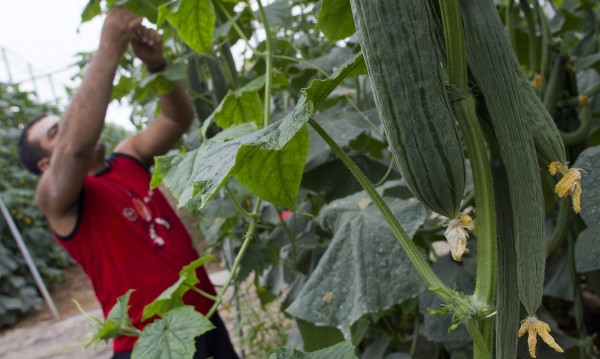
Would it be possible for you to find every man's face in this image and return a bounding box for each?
[27,115,106,173]
[28,115,60,158]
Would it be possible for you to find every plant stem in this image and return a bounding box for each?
[440,0,497,351]
[187,284,218,301]
[225,184,255,218]
[455,98,497,307]
[207,199,263,318]
[506,0,516,49]
[256,0,273,128]
[466,319,492,359]
[309,118,448,294]
[215,1,258,53]
[272,55,329,76]
[534,0,552,95]
[519,0,539,75]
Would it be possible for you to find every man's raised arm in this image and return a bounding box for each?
[36,9,142,226]
[114,26,195,165]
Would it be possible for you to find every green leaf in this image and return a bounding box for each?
[142,256,215,320]
[152,53,366,210]
[210,122,259,143]
[574,228,600,273]
[573,145,600,227]
[286,192,428,338]
[318,0,355,42]
[161,0,216,55]
[108,0,168,23]
[81,0,102,23]
[212,90,264,129]
[152,98,311,209]
[574,52,600,74]
[296,319,344,352]
[132,306,214,359]
[237,239,279,281]
[86,289,138,348]
[269,341,357,359]
[309,47,354,73]
[258,0,293,28]
[302,52,366,108]
[112,76,136,101]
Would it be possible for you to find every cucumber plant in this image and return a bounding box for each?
[74,0,600,358]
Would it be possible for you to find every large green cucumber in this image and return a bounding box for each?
[459,0,545,315]
[349,0,465,219]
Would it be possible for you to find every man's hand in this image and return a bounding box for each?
[100,8,143,57]
[131,27,166,69]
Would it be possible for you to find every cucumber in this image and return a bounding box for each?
[458,0,545,316]
[349,0,465,219]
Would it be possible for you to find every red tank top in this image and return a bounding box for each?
[54,154,216,352]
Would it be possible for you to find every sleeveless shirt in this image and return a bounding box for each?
[54,154,216,352]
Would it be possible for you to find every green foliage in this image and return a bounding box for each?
[132,306,214,359]
[0,84,71,328]
[269,341,358,359]
[286,191,428,338]
[573,146,600,273]
[83,289,140,349]
[318,0,355,42]
[70,0,600,357]
[142,256,215,320]
[158,0,216,55]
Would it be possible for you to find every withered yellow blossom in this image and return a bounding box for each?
[548,162,583,214]
[531,73,543,88]
[443,214,475,262]
[519,316,564,358]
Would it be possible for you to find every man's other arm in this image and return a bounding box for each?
[115,27,194,165]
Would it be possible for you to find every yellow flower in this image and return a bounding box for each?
[579,94,589,105]
[519,316,564,358]
[548,162,583,214]
[443,214,475,262]
[548,161,568,176]
[555,168,582,213]
[531,74,543,89]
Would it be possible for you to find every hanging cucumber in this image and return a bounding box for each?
[349,0,465,219]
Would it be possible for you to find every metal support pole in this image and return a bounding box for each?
[1,47,13,84]
[0,196,60,320]
[28,63,39,97]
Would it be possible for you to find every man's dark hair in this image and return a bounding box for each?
[17,114,50,176]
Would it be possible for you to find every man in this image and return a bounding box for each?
[17,8,238,359]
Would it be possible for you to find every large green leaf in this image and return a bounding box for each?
[142,256,215,320]
[159,0,216,55]
[286,192,428,338]
[132,306,214,359]
[269,341,358,359]
[152,53,365,209]
[318,0,355,42]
